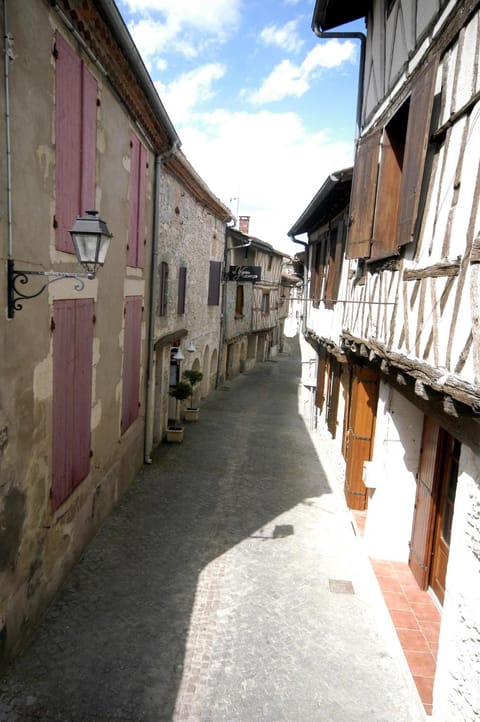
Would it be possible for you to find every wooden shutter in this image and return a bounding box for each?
[80,63,97,214]
[208,261,222,305]
[346,129,381,259]
[121,296,143,433]
[136,143,147,268]
[371,128,403,260]
[327,358,341,438]
[396,59,438,246]
[177,266,187,314]
[235,283,244,315]
[315,349,326,410]
[344,366,379,510]
[55,34,82,253]
[52,299,94,509]
[158,261,168,316]
[409,415,440,588]
[55,33,96,253]
[127,135,140,267]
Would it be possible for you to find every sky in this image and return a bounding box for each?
[115,0,365,255]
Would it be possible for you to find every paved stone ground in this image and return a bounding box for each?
[0,338,425,722]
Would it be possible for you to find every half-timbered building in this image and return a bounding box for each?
[293,1,480,719]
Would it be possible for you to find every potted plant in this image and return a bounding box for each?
[182,369,204,421]
[166,380,192,442]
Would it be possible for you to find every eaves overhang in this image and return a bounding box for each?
[288,167,353,238]
[312,0,370,31]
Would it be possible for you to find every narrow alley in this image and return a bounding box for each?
[0,339,424,722]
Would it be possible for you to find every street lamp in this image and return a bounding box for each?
[7,210,112,318]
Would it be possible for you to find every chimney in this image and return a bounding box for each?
[239,215,250,234]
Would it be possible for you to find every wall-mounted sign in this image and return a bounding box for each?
[229,265,261,282]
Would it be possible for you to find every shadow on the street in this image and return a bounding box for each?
[0,335,335,722]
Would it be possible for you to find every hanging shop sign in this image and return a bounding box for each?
[228,266,262,282]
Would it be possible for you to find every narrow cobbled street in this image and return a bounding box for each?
[0,338,424,722]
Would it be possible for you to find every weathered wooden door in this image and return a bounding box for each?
[409,418,460,600]
[429,435,460,604]
[344,366,379,510]
[409,416,439,588]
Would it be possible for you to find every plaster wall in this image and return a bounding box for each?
[433,444,480,721]
[364,384,423,560]
[0,0,152,664]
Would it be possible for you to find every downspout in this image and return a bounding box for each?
[289,235,308,336]
[311,21,366,142]
[144,141,179,464]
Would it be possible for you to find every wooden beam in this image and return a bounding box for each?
[403,259,461,281]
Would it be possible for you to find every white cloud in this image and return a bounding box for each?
[125,0,241,60]
[155,63,226,123]
[245,39,356,105]
[259,20,304,53]
[177,109,354,253]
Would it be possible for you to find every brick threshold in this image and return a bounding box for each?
[353,510,440,717]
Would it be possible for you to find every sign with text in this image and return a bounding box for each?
[229,265,261,282]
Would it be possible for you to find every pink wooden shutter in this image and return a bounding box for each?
[55,33,81,253]
[136,143,147,268]
[121,296,143,433]
[80,63,97,214]
[127,135,140,267]
[52,299,94,509]
[72,299,94,484]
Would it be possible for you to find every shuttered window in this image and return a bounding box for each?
[52,299,94,510]
[347,59,438,260]
[127,133,147,268]
[324,223,346,307]
[55,33,97,253]
[346,129,381,259]
[158,261,169,316]
[177,266,187,315]
[310,241,325,305]
[315,349,326,411]
[121,296,143,434]
[396,59,438,246]
[326,357,342,438]
[208,261,222,305]
[235,284,244,316]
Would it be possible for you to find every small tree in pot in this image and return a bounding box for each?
[182,369,203,421]
[167,380,192,441]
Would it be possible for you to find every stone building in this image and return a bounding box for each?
[0,0,231,666]
[290,1,480,719]
[221,227,284,380]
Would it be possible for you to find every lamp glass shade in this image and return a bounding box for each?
[173,348,185,361]
[70,210,112,275]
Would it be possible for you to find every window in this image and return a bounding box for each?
[261,291,270,314]
[158,261,169,316]
[52,299,94,509]
[177,266,187,315]
[310,240,325,306]
[324,222,346,307]
[55,33,97,253]
[347,59,438,260]
[235,284,244,316]
[326,357,342,438]
[121,296,143,434]
[208,261,222,305]
[315,348,326,411]
[127,133,147,268]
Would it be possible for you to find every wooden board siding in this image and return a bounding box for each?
[52,299,94,510]
[409,415,439,588]
[121,296,143,434]
[344,366,379,510]
[346,129,381,259]
[55,33,97,253]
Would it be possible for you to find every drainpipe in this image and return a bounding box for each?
[289,235,308,336]
[311,21,366,142]
[216,230,251,387]
[144,141,179,464]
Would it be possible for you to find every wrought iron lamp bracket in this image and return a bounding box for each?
[7,259,93,318]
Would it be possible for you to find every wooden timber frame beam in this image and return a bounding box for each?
[340,334,480,451]
[305,329,347,363]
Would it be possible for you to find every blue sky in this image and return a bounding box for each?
[116,0,365,253]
